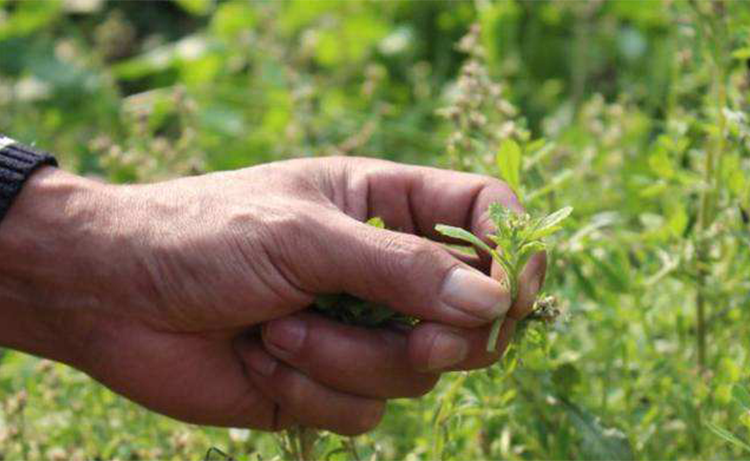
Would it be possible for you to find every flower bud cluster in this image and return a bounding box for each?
[437,23,527,170]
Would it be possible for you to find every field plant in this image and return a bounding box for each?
[707,384,750,453]
[436,203,572,351]
[1,1,750,460]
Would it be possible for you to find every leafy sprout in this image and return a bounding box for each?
[436,204,573,351]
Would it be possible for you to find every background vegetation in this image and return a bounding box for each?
[1,0,749,459]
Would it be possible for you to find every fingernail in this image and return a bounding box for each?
[427,331,469,371]
[247,348,278,377]
[264,317,307,355]
[440,267,511,321]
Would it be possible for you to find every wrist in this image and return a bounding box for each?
[0,167,115,364]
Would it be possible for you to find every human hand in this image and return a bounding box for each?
[0,157,545,435]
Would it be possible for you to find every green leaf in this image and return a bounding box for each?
[666,204,688,238]
[491,255,517,299]
[538,206,574,230]
[204,446,235,461]
[733,385,750,412]
[732,47,750,60]
[488,202,507,225]
[435,224,493,256]
[552,363,581,395]
[486,317,504,352]
[314,14,388,67]
[366,217,386,229]
[648,150,674,179]
[529,206,573,239]
[561,398,634,460]
[315,293,342,310]
[112,35,211,80]
[517,241,547,268]
[0,1,62,40]
[211,1,256,38]
[497,139,522,195]
[706,421,750,452]
[725,154,748,198]
[175,0,214,16]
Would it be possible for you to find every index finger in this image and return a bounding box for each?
[343,157,545,312]
[343,158,523,247]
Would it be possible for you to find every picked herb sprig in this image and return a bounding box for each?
[314,204,572,351]
[436,204,572,351]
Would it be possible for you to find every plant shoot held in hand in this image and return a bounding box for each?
[314,205,572,352]
[436,204,572,351]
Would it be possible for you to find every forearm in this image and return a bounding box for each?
[0,168,108,364]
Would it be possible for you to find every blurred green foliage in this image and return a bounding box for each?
[1,0,749,460]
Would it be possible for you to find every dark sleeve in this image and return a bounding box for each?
[0,135,58,223]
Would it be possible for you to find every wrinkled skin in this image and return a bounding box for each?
[0,157,545,435]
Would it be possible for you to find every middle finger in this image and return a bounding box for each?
[261,312,441,399]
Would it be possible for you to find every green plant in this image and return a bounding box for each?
[436,204,572,351]
[313,205,571,350]
[707,384,750,452]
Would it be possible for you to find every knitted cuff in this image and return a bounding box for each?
[0,135,58,223]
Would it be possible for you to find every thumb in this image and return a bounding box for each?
[295,214,512,328]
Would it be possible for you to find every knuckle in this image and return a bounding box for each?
[282,373,309,408]
[380,235,443,281]
[223,205,316,307]
[262,206,310,241]
[260,206,330,291]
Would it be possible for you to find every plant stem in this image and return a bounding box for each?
[487,254,518,352]
[694,3,728,372]
[345,437,361,461]
[696,289,707,369]
[486,316,504,352]
[571,3,591,106]
[298,427,317,461]
[431,373,468,461]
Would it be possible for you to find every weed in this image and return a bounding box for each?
[436,205,572,351]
